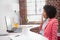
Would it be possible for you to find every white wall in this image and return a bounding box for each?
[0,0,19,31]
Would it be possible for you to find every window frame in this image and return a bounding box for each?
[27,0,45,24]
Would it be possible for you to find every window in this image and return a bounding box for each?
[27,0,45,22]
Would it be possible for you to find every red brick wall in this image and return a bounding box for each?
[46,0,60,32]
[19,0,27,25]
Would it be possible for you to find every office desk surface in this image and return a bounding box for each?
[9,31,48,40]
[0,25,48,40]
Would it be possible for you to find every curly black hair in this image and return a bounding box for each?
[43,5,57,18]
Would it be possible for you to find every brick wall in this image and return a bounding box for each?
[19,0,27,25]
[46,0,60,33]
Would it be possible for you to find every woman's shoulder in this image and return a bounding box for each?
[49,18,58,22]
[49,18,58,24]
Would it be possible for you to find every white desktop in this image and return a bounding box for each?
[0,25,48,40]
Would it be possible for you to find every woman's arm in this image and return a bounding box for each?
[51,21,58,40]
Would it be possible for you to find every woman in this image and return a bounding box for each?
[39,5,58,40]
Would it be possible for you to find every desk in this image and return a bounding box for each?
[0,25,48,40]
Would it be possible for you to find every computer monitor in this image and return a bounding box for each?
[5,16,14,32]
